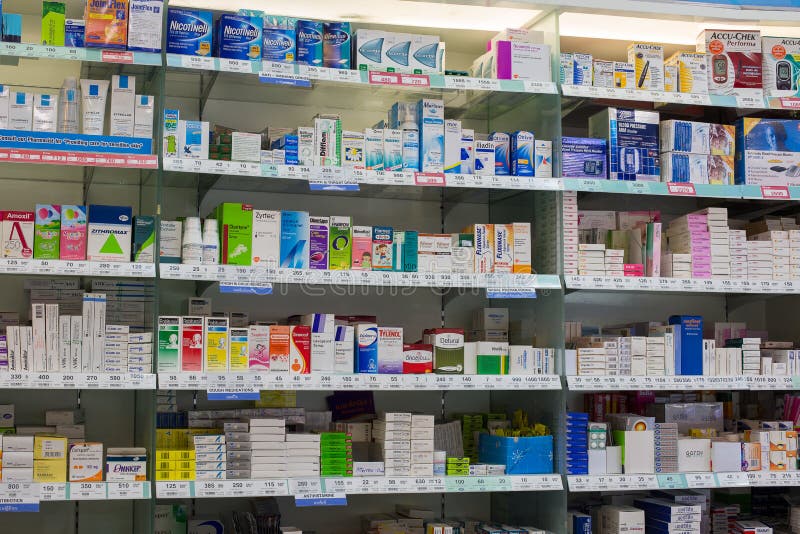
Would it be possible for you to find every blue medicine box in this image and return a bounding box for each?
[478,434,553,474]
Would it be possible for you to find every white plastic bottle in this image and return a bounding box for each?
[57,77,80,133]
[182,217,203,264]
[202,218,219,265]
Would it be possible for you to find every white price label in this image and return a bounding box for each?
[686,473,716,488]
[444,76,470,90]
[259,479,289,496]
[156,481,191,498]
[331,69,362,83]
[180,55,216,70]
[220,58,255,73]
[196,481,224,498]
[107,481,146,499]
[72,482,107,500]
[39,483,67,501]
[736,93,765,109]
[289,478,322,495]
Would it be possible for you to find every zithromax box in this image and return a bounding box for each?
[86,205,132,262]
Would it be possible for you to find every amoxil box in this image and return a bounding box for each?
[85,0,129,50]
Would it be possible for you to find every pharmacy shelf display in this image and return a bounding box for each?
[0,481,151,502]
[155,474,563,499]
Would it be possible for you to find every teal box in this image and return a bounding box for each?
[478,434,553,474]
[402,230,418,272]
[132,215,155,262]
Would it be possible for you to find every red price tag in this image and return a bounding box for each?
[761,185,790,199]
[102,50,134,64]
[414,172,446,186]
[368,71,401,85]
[779,97,800,109]
[667,182,696,196]
[399,74,430,87]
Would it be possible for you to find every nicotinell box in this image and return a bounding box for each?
[425,328,465,374]
[511,131,535,177]
[217,203,252,266]
[216,14,262,60]
[204,317,229,371]
[59,205,86,260]
[251,209,279,268]
[372,226,393,270]
[402,343,433,373]
[444,120,462,174]
[417,99,444,173]
[697,29,762,97]
[666,52,708,94]
[309,216,329,270]
[356,323,378,374]
[627,43,664,91]
[180,316,203,372]
[352,225,372,270]
[34,204,61,260]
[763,36,800,102]
[493,224,513,273]
[289,325,311,374]
[735,117,800,185]
[262,16,295,63]
[329,216,352,270]
[296,19,323,66]
[614,61,635,88]
[166,8,212,56]
[589,107,660,181]
[323,21,351,69]
[280,210,309,269]
[127,0,163,53]
[85,0,129,50]
[157,316,180,372]
[86,205,131,262]
[490,132,510,176]
[535,139,553,177]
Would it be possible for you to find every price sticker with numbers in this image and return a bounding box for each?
[107,482,146,500]
[156,481,191,499]
[71,482,107,500]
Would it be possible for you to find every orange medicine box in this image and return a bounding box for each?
[289,325,311,374]
[84,0,129,50]
[269,325,290,372]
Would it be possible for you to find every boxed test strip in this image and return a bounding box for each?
[627,43,664,91]
[697,29,762,97]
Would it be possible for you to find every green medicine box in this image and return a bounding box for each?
[216,203,253,266]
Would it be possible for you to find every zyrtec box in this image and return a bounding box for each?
[697,29,762,97]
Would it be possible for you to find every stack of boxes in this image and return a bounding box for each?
[666,213,712,279]
[3,435,33,482]
[194,434,226,480]
[646,337,666,376]
[654,423,679,473]
[564,192,579,276]
[566,412,589,475]
[746,239,773,281]
[792,229,800,280]
[460,414,484,463]
[598,506,645,534]
[729,230,748,279]
[578,244,606,276]
[285,433,320,479]
[726,338,762,375]
[241,418,283,479]
[662,253,692,279]
[755,231,790,281]
[746,423,798,473]
[733,521,773,534]
[320,432,352,478]
[712,505,739,534]
[701,208,731,279]
[445,456,469,476]
[635,498,702,534]
[660,120,734,185]
[33,435,67,483]
[576,341,608,376]
[372,413,411,477]
[411,414,434,476]
[155,449,195,482]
